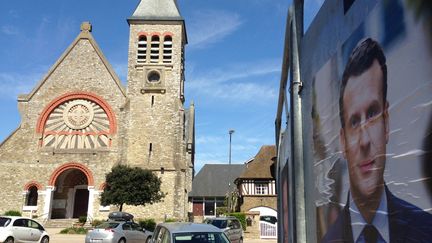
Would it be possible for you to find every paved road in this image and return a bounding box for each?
[47,228,277,243]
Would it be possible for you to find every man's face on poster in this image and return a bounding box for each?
[340,59,389,201]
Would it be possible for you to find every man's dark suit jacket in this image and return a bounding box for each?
[321,186,432,242]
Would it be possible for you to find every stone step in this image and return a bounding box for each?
[43,219,78,228]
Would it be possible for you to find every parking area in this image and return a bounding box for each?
[47,228,277,243]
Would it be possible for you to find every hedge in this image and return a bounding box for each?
[226,212,246,230]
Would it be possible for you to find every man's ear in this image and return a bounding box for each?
[340,127,347,158]
[384,101,390,144]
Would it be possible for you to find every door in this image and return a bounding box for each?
[28,219,43,242]
[12,218,31,242]
[73,188,89,218]
[122,223,135,243]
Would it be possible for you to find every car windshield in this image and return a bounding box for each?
[173,232,229,243]
[207,220,227,229]
[95,222,120,229]
[0,217,11,227]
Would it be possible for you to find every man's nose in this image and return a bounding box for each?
[358,124,371,152]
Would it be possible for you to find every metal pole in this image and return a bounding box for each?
[228,129,234,213]
[290,5,306,243]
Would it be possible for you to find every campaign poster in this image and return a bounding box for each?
[313,1,432,242]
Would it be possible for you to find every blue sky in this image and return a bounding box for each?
[0,0,323,173]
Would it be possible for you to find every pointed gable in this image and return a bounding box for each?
[24,22,126,101]
[238,145,277,179]
[129,0,183,21]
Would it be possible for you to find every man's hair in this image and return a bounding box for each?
[339,38,387,128]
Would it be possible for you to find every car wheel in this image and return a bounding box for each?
[238,237,243,243]
[146,237,152,243]
[118,238,126,243]
[5,237,14,243]
[41,236,49,243]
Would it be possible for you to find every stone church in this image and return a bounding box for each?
[0,0,195,222]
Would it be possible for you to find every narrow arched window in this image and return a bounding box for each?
[137,35,147,63]
[26,186,38,206]
[150,35,160,63]
[163,36,172,63]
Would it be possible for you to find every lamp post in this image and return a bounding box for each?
[228,129,234,213]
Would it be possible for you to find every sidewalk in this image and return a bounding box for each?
[46,228,85,243]
[244,239,277,243]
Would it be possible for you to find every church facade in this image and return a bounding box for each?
[0,0,195,221]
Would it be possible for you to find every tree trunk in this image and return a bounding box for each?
[119,203,123,212]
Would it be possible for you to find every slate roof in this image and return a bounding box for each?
[238,145,276,179]
[129,0,183,21]
[189,164,246,197]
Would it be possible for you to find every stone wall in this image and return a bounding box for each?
[240,196,277,212]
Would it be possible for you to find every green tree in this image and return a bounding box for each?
[100,165,166,211]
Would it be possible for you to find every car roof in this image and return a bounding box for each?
[0,216,31,220]
[158,223,223,233]
[206,217,237,220]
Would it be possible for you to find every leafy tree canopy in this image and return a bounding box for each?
[100,165,166,211]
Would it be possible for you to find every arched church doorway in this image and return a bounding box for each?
[51,169,89,219]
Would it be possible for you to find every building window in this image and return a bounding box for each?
[26,186,38,206]
[137,35,147,63]
[204,198,215,216]
[255,182,268,195]
[150,35,160,63]
[163,36,172,63]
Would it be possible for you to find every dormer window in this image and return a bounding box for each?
[137,36,147,63]
[163,36,173,63]
[150,35,160,63]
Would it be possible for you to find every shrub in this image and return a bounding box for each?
[91,219,104,227]
[216,207,227,217]
[60,227,88,234]
[4,210,21,216]
[164,218,177,223]
[138,218,156,231]
[227,212,247,231]
[78,216,87,224]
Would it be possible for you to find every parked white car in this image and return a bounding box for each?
[0,216,49,243]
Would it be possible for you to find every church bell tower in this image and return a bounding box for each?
[125,0,193,220]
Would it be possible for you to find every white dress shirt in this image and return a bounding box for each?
[349,191,390,243]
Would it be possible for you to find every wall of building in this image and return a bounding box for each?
[240,196,277,212]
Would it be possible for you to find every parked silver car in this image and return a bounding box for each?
[85,221,153,243]
[203,217,243,243]
[0,216,49,243]
[150,222,230,243]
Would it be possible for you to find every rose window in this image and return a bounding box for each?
[41,98,111,149]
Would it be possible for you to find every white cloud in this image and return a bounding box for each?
[1,25,19,35]
[188,10,243,49]
[196,135,223,145]
[187,60,279,102]
[0,72,41,99]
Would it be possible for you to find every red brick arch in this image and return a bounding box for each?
[163,32,174,37]
[48,162,94,186]
[36,91,117,134]
[23,181,43,191]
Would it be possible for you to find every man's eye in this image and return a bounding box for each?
[367,109,379,120]
[350,117,360,128]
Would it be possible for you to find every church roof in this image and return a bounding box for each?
[189,164,246,198]
[129,0,183,21]
[237,145,277,179]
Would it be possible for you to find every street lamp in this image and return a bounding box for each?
[229,130,234,165]
[228,129,234,213]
